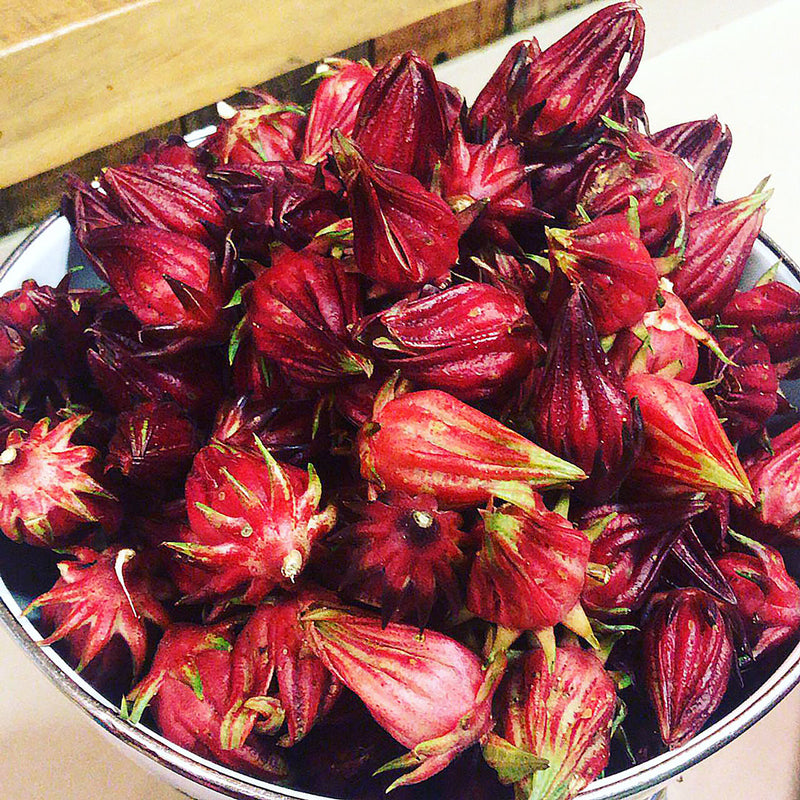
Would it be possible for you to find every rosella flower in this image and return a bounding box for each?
[530,288,643,503]
[717,532,800,658]
[136,134,208,172]
[125,623,289,780]
[720,278,800,379]
[165,440,337,605]
[105,400,200,489]
[580,497,708,618]
[248,245,372,388]
[466,499,590,631]
[82,225,234,341]
[353,51,448,181]
[23,546,171,675]
[221,587,342,749]
[355,282,540,402]
[642,588,734,749]
[576,127,692,261]
[342,492,466,628]
[706,334,779,442]
[302,606,494,790]
[651,116,732,213]
[625,373,753,502]
[546,214,658,336]
[672,184,772,318]
[510,2,644,149]
[493,643,617,800]
[609,281,730,383]
[99,163,226,245]
[357,378,586,512]
[302,58,376,164]
[741,420,800,540]
[466,39,539,141]
[0,414,117,547]
[204,92,305,165]
[333,132,459,292]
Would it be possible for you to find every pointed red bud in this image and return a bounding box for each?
[651,116,732,213]
[642,588,734,749]
[494,643,617,800]
[467,498,590,630]
[248,245,372,388]
[511,2,644,148]
[673,185,772,318]
[466,40,539,141]
[720,278,800,379]
[547,214,658,336]
[577,128,692,260]
[302,58,376,164]
[358,381,586,511]
[625,373,753,502]
[717,532,800,658]
[333,132,459,291]
[741,421,800,540]
[100,164,226,245]
[580,497,708,617]
[222,587,342,749]
[355,282,541,402]
[531,288,643,502]
[353,51,448,180]
[82,225,233,340]
[303,606,494,789]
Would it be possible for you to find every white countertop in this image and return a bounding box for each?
[2,1,800,798]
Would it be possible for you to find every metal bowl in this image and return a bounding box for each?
[2,215,800,800]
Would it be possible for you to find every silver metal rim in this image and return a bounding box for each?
[1,215,800,800]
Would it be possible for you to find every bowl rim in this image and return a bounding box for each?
[1,213,800,800]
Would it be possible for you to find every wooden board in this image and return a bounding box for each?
[0,0,472,187]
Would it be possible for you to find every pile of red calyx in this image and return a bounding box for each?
[4,4,800,798]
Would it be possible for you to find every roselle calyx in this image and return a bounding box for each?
[546,214,658,336]
[82,225,234,342]
[0,414,117,547]
[673,184,772,318]
[248,245,372,388]
[302,606,495,790]
[609,281,729,383]
[221,586,342,749]
[333,132,459,292]
[466,498,590,631]
[204,92,305,166]
[357,378,586,512]
[706,334,779,442]
[717,532,800,658]
[437,124,540,236]
[651,116,732,213]
[466,40,539,141]
[24,546,171,675]
[510,1,644,151]
[106,400,200,489]
[740,421,800,540]
[125,623,289,780]
[531,288,643,503]
[355,282,540,402]
[344,492,466,629]
[353,51,448,181]
[99,163,226,245]
[303,58,376,164]
[492,643,617,800]
[625,373,753,502]
[720,278,800,379]
[580,497,708,618]
[642,588,734,749]
[166,440,337,605]
[576,126,692,261]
